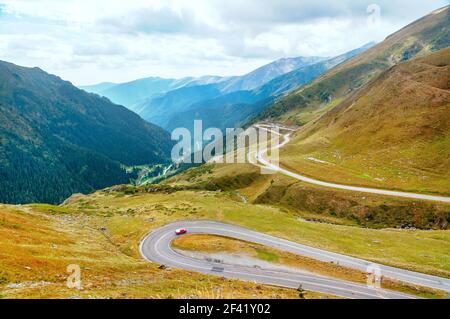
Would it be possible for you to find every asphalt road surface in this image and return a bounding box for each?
[140,221,450,299]
[140,124,449,298]
[254,124,450,203]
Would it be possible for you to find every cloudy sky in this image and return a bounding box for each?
[0,0,447,85]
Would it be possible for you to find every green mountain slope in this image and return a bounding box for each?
[256,5,449,125]
[0,61,172,204]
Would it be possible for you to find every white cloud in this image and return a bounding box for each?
[0,0,447,85]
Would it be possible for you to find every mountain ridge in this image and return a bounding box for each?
[163,43,374,133]
[254,5,449,124]
[0,60,172,204]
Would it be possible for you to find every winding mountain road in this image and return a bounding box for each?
[140,221,450,299]
[254,124,450,203]
[140,123,450,299]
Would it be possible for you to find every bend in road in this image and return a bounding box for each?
[140,124,449,299]
[140,221,450,299]
[254,124,450,203]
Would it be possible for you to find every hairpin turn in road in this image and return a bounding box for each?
[140,220,450,299]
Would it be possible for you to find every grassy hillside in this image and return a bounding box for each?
[279,47,450,195]
[168,163,449,230]
[0,182,449,298]
[255,6,449,125]
[0,201,303,299]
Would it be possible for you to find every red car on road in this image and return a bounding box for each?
[175,228,187,235]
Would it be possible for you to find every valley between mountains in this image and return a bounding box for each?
[0,5,449,299]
